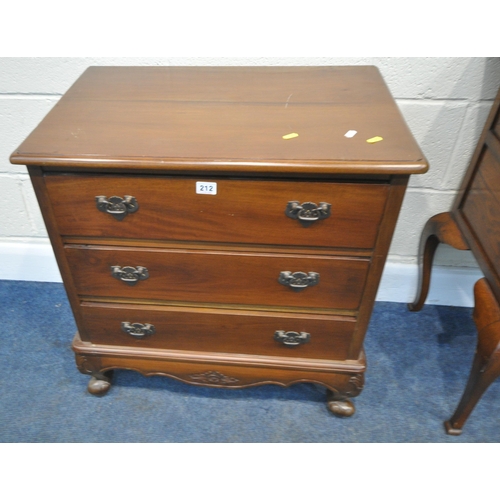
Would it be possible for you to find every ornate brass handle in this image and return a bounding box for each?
[95,195,139,221]
[121,322,156,338]
[111,265,149,285]
[274,330,310,347]
[278,271,319,291]
[285,201,331,227]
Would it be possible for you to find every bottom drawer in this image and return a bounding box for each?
[79,302,356,361]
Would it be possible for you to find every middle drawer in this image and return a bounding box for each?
[66,245,370,311]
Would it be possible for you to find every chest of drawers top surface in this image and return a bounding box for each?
[10,66,427,174]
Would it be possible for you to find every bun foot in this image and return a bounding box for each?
[87,371,113,396]
[326,389,355,417]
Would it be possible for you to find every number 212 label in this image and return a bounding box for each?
[196,182,217,195]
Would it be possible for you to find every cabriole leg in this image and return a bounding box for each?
[445,279,500,435]
[408,212,469,312]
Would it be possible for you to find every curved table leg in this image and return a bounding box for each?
[408,212,469,312]
[445,279,500,435]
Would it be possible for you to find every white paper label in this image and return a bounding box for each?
[196,181,217,195]
[344,130,357,138]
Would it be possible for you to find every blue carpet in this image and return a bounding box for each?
[1,279,499,442]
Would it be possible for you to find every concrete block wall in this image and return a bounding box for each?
[1,57,499,306]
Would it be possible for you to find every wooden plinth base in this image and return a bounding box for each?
[72,332,365,415]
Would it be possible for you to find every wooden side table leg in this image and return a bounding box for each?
[408,212,469,312]
[445,279,500,435]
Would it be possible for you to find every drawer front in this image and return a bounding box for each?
[46,175,388,249]
[66,246,369,311]
[79,302,355,361]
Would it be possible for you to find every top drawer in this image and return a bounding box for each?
[45,174,389,248]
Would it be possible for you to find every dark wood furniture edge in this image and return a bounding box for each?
[73,332,366,408]
[72,331,365,373]
[455,210,500,306]
[10,154,428,175]
[453,97,500,299]
[408,212,470,312]
[451,92,500,213]
[444,278,500,434]
[27,166,89,340]
[410,87,500,434]
[409,95,500,311]
[348,174,409,357]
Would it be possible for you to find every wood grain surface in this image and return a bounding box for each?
[10,66,428,173]
[462,147,500,276]
[66,245,369,311]
[46,174,389,248]
[79,301,356,360]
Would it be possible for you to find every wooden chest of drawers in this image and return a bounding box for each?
[10,66,427,415]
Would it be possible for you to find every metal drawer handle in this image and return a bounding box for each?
[111,265,149,285]
[95,195,139,221]
[285,201,331,227]
[274,330,310,347]
[278,271,319,291]
[121,322,156,338]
